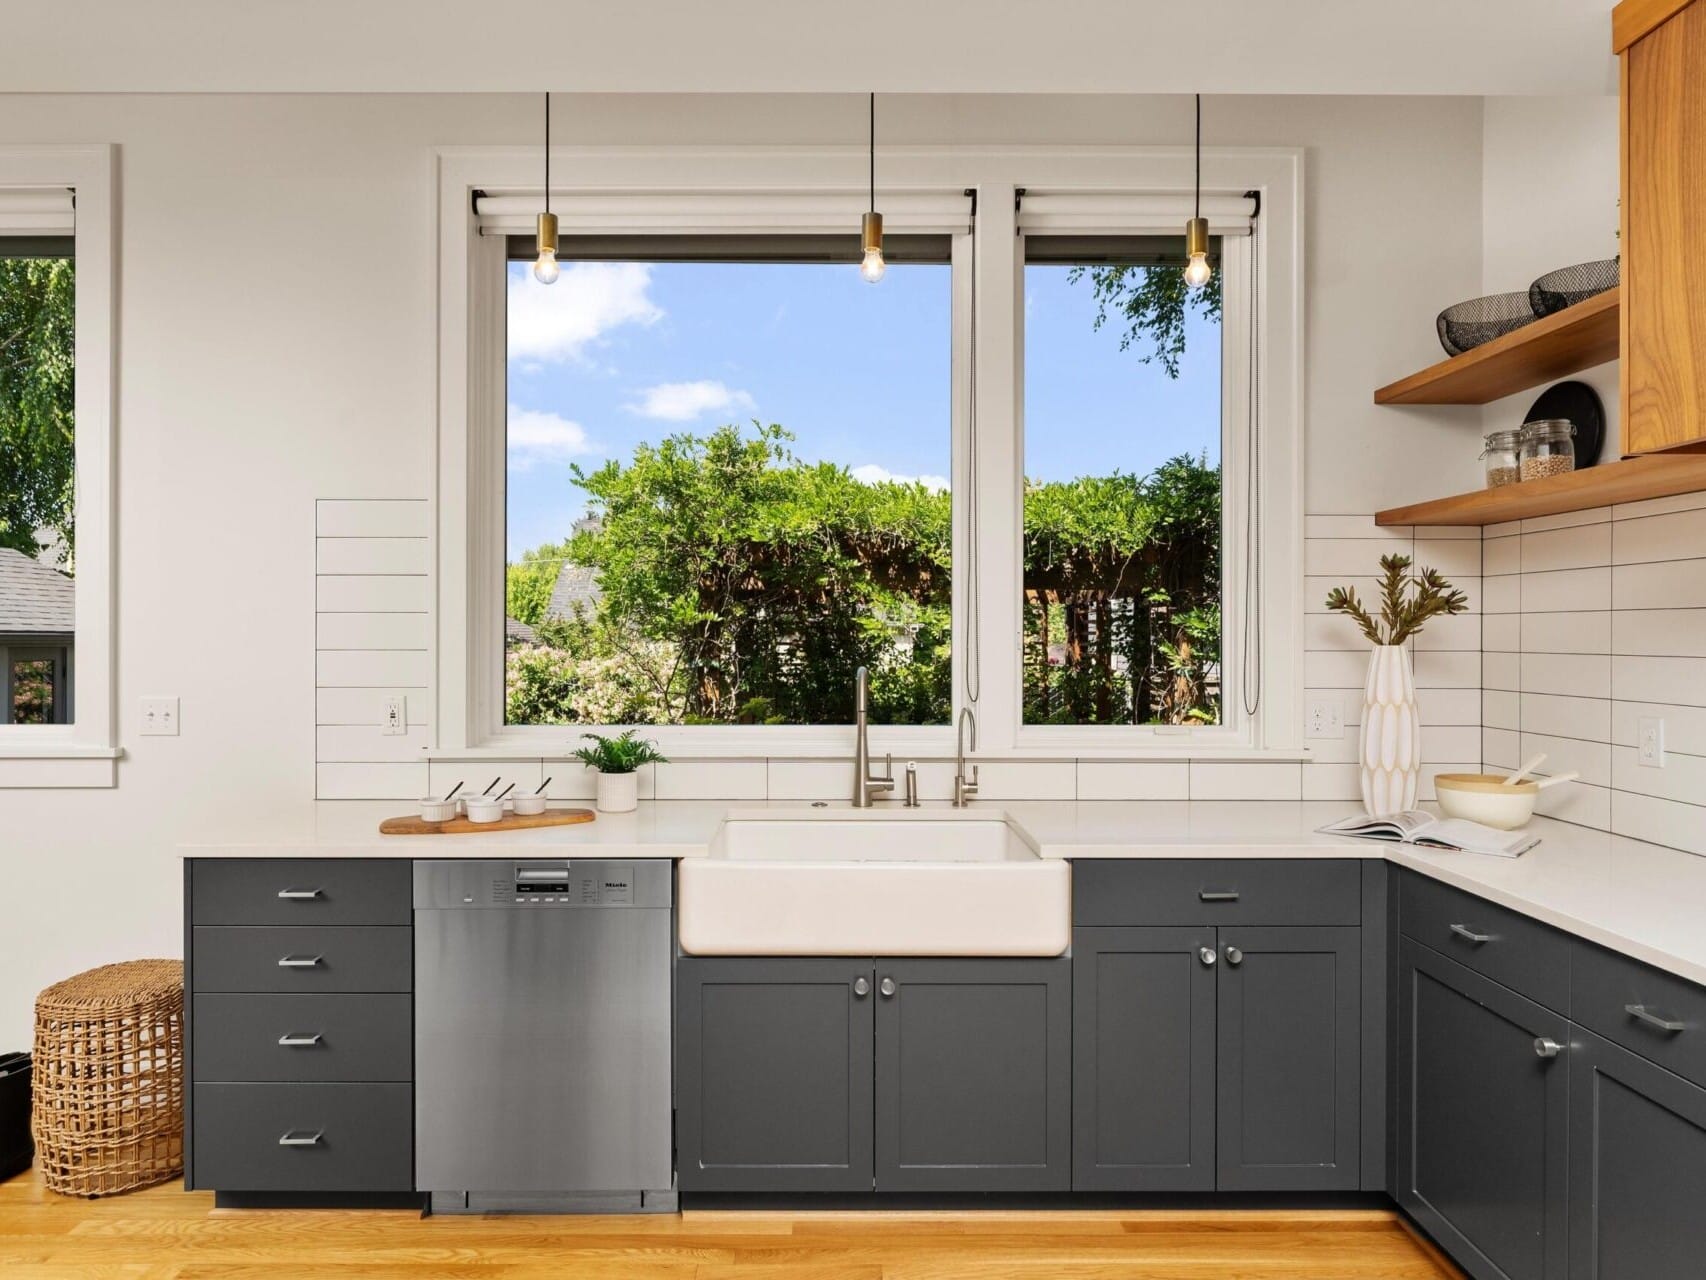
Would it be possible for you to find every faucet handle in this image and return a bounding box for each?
[876,752,893,782]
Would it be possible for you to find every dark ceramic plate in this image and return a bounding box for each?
[1525,381,1605,469]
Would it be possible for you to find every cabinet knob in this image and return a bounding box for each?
[1533,1037,1565,1060]
[852,977,870,998]
[1224,945,1243,967]
[1199,947,1217,967]
[879,977,897,998]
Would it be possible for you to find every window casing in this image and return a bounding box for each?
[437,145,1303,759]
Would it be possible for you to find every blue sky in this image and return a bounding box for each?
[505,258,1220,560]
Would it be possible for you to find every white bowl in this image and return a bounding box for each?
[1434,773,1538,830]
[417,798,459,823]
[511,793,547,816]
[464,797,506,824]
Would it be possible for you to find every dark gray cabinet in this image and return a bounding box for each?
[1217,927,1361,1191]
[675,957,873,1192]
[1396,937,1569,1280]
[1073,926,1216,1190]
[874,958,1071,1192]
[677,955,1070,1193]
[1568,1028,1706,1280]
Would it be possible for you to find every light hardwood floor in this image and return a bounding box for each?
[0,1171,1460,1279]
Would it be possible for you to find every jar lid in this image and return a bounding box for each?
[1524,418,1576,439]
[1485,429,1525,448]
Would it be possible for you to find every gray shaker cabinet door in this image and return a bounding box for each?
[1072,926,1217,1191]
[873,958,1071,1192]
[1568,1028,1706,1280]
[675,957,875,1193]
[1216,926,1362,1191]
[1397,938,1569,1280]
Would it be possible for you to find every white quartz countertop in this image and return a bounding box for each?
[181,800,1706,985]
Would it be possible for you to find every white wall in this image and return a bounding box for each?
[0,92,1485,1039]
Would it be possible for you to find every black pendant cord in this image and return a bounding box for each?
[869,92,876,214]
[1194,93,1201,221]
[544,92,551,215]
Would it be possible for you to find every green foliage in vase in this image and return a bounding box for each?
[1325,553,1469,647]
[570,730,668,775]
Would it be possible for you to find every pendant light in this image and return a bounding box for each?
[533,91,560,284]
[1183,93,1212,290]
[860,92,885,283]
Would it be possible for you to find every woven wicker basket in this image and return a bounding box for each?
[31,959,184,1197]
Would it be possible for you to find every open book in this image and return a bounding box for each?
[1320,810,1539,857]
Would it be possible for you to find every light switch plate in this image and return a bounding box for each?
[382,694,408,736]
[1638,716,1665,768]
[140,696,179,736]
[1305,696,1344,739]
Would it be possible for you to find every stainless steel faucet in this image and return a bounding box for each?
[954,706,980,807]
[852,666,894,807]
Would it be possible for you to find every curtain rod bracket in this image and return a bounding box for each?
[1243,188,1262,221]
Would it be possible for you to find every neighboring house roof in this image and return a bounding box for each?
[505,616,537,645]
[0,547,74,636]
[546,562,602,621]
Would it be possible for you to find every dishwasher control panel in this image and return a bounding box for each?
[414,859,672,909]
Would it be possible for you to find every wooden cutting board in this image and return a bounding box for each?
[379,808,596,836]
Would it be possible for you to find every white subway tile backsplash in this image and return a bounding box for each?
[1610,700,1706,757]
[1520,522,1611,573]
[653,760,769,800]
[1613,507,1706,566]
[544,765,655,802]
[1483,614,1521,651]
[1521,566,1611,613]
[1521,652,1611,700]
[1520,692,1611,743]
[1413,537,1481,578]
[975,761,1078,801]
[1483,652,1520,692]
[1305,650,1370,689]
[1420,727,1481,763]
[1482,536,1521,577]
[1189,762,1303,801]
[1612,490,1706,521]
[1611,610,1706,658]
[1483,727,1521,769]
[1301,762,1361,802]
[1610,743,1706,804]
[1520,611,1611,655]
[1614,560,1706,611]
[1535,779,1611,830]
[426,759,544,802]
[1482,689,1520,731]
[1611,790,1706,857]
[1482,574,1521,614]
[1413,612,1480,651]
[1416,688,1480,725]
[1077,761,1191,801]
[1414,650,1481,689]
[1305,537,1418,577]
[1519,732,1612,788]
[1613,656,1706,708]
[1519,508,1610,534]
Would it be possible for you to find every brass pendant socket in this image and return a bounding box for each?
[536,210,559,256]
[1184,216,1209,261]
[862,210,884,255]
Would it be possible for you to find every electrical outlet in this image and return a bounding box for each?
[1305,696,1343,740]
[382,694,408,737]
[1638,716,1666,768]
[140,696,179,736]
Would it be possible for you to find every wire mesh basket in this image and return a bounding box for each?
[1528,258,1619,318]
[1436,292,1537,357]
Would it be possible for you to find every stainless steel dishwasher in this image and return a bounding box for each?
[414,859,675,1214]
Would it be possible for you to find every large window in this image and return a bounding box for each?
[0,236,75,726]
[1022,237,1223,727]
[501,238,953,727]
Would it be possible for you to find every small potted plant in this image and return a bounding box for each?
[1325,555,1468,816]
[571,730,667,813]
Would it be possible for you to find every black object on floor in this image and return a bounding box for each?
[0,1051,32,1181]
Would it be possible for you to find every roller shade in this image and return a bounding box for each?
[0,188,74,235]
[1017,192,1256,237]
[473,190,974,237]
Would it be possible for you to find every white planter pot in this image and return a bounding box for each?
[1360,644,1421,816]
[595,770,638,813]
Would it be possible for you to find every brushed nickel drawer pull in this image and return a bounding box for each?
[1198,890,1240,902]
[1626,1003,1686,1033]
[277,1129,324,1147]
[276,888,323,900]
[277,1033,323,1047]
[1449,923,1492,945]
[1533,1037,1565,1059]
[277,955,324,969]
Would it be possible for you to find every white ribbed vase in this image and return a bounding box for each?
[1360,644,1420,815]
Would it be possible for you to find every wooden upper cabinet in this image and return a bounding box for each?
[1620,0,1706,454]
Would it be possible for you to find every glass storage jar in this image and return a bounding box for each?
[1482,429,1524,489]
[1520,419,1576,481]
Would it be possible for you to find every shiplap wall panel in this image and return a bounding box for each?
[317,574,431,613]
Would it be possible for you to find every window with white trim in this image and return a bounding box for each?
[438,149,1302,758]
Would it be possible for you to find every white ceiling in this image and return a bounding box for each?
[2,0,1617,96]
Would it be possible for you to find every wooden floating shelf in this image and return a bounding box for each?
[1373,289,1620,406]
[1376,453,1706,527]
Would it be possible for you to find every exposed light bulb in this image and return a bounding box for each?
[860,247,886,283]
[1182,215,1211,289]
[534,210,560,285]
[860,210,885,284]
[1184,252,1212,289]
[533,249,559,284]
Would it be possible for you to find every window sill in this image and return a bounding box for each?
[0,743,122,788]
[427,738,1309,764]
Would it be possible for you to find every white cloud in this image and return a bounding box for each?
[506,404,600,469]
[851,464,950,493]
[507,262,662,364]
[628,379,757,422]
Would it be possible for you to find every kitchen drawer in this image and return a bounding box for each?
[1072,859,1362,927]
[193,994,412,1083]
[191,859,411,927]
[1399,872,1569,1012]
[193,1082,412,1191]
[1573,941,1706,1089]
[191,927,412,994]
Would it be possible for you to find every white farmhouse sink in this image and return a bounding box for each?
[677,812,1070,957]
